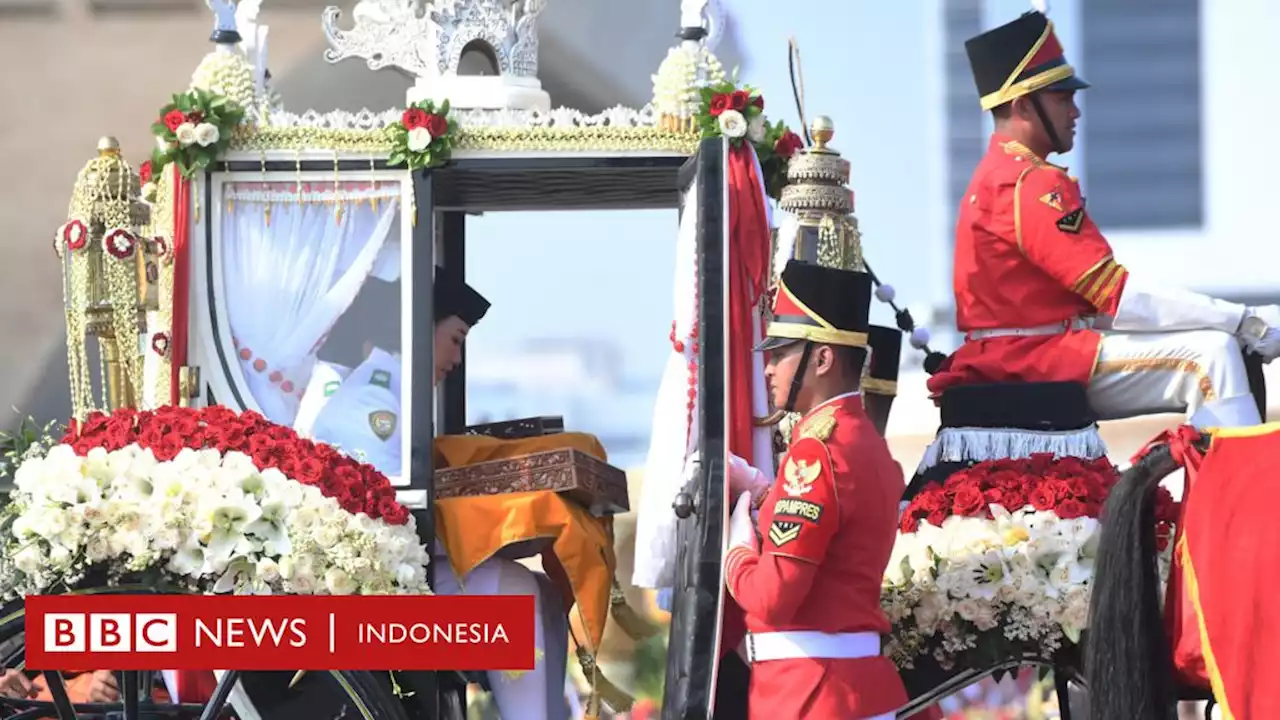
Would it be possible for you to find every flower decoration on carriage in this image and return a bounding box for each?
[53,219,89,258]
[386,99,459,171]
[150,88,245,179]
[881,454,1179,674]
[696,81,802,201]
[0,405,430,600]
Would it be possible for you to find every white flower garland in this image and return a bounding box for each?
[881,504,1173,670]
[0,443,431,599]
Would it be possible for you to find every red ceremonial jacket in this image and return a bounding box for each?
[724,392,908,718]
[927,134,1130,398]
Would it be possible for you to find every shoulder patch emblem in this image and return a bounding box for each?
[369,369,393,390]
[782,454,823,496]
[768,520,802,548]
[796,405,837,442]
[323,380,342,397]
[773,497,823,523]
[1057,208,1086,234]
[369,410,398,441]
[1038,188,1064,212]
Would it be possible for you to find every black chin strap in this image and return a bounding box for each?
[784,342,814,413]
[1028,93,1066,155]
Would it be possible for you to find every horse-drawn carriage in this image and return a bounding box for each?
[3,0,1274,717]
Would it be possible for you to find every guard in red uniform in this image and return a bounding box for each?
[724,261,907,719]
[929,10,1280,428]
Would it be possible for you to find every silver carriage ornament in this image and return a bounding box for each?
[322,0,552,112]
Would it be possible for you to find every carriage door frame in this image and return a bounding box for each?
[662,138,729,720]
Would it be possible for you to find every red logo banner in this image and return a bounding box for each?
[25,594,535,671]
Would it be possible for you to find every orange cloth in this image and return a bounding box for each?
[433,432,617,651]
[1177,423,1280,718]
[928,134,1124,398]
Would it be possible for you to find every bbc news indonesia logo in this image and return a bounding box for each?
[26,595,534,671]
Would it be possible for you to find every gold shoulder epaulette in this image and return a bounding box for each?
[796,405,837,443]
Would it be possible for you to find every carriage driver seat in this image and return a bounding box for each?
[903,381,1106,501]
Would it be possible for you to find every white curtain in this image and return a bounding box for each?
[632,177,702,590]
[220,181,401,425]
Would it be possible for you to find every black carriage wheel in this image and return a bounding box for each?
[0,595,412,720]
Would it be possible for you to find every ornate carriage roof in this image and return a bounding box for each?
[198,0,733,160]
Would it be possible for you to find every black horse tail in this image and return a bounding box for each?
[1086,442,1184,720]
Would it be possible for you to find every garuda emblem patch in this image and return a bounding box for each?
[368,410,397,441]
[782,455,822,496]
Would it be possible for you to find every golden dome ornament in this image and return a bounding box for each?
[778,115,863,272]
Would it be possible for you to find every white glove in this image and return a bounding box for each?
[1240,306,1280,362]
[727,492,757,551]
[728,453,769,500]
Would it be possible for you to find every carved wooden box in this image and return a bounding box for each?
[434,448,630,516]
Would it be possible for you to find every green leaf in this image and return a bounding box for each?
[439,98,450,115]
[150,122,170,137]
[387,151,407,168]
[209,95,227,109]
[194,153,211,170]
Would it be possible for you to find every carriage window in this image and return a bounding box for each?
[217,179,406,479]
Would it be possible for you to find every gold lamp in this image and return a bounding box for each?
[57,136,160,418]
[775,115,864,272]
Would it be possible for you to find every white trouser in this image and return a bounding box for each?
[1089,330,1262,429]
[433,554,569,720]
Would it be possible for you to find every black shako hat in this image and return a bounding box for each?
[756,260,872,353]
[965,11,1089,111]
[864,325,902,396]
[434,265,490,326]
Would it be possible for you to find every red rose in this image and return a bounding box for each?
[1056,499,1088,519]
[139,161,153,185]
[1001,490,1027,511]
[708,94,729,117]
[1029,484,1058,512]
[151,432,185,462]
[900,514,920,534]
[185,111,204,124]
[952,485,985,517]
[294,457,325,486]
[751,94,764,110]
[773,130,805,160]
[925,509,948,528]
[729,91,749,111]
[162,110,186,132]
[424,114,448,138]
[382,503,409,526]
[402,108,428,130]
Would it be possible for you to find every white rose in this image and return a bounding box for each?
[407,127,432,152]
[747,114,766,143]
[717,110,747,139]
[175,123,198,147]
[324,568,357,595]
[194,123,220,148]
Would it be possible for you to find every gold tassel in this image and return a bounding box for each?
[609,578,660,641]
[583,692,602,720]
[576,646,634,715]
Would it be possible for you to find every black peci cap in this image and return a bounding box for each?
[434,265,490,326]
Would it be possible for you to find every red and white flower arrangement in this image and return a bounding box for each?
[150,88,244,179]
[696,81,804,201]
[387,100,458,171]
[0,406,429,599]
[882,454,1178,672]
[53,219,89,258]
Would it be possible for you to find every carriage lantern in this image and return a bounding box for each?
[775,115,864,273]
[56,136,160,418]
